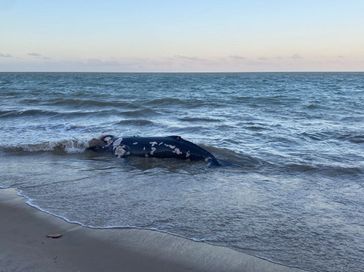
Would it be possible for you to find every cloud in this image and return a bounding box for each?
[229,55,247,60]
[2,53,362,72]
[291,54,303,59]
[173,55,208,62]
[51,57,172,72]
[28,52,41,57]
[27,52,50,60]
[86,58,120,66]
[0,52,12,58]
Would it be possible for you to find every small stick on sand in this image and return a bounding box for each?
[46,233,63,239]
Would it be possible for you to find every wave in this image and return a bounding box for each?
[200,144,265,168]
[144,97,185,106]
[0,139,88,154]
[119,108,160,117]
[337,133,364,144]
[300,131,364,143]
[0,109,122,119]
[284,163,363,176]
[116,119,155,126]
[0,109,58,118]
[178,117,221,123]
[340,116,364,122]
[169,126,209,133]
[38,98,138,109]
[304,103,323,110]
[237,121,271,132]
[235,95,301,107]
[144,98,221,108]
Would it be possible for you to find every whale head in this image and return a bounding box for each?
[99,135,115,145]
[87,135,115,151]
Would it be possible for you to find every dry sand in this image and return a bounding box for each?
[0,188,305,272]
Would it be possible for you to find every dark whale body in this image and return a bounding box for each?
[88,135,220,166]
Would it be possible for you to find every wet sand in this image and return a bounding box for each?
[0,188,305,272]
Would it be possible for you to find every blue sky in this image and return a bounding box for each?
[0,0,363,71]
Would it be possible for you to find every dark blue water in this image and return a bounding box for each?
[1,72,363,272]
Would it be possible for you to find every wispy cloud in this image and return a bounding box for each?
[85,58,120,66]
[1,53,363,72]
[173,55,212,62]
[291,54,303,59]
[0,52,12,58]
[229,55,247,60]
[27,52,51,60]
[27,52,41,57]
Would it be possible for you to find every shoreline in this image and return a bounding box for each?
[1,188,305,272]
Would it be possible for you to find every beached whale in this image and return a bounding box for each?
[87,135,220,166]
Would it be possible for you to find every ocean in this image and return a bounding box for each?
[0,72,363,272]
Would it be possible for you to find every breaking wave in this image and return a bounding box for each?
[0,139,88,154]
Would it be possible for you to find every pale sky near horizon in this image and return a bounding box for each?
[1,0,364,72]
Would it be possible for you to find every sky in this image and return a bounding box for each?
[0,0,364,72]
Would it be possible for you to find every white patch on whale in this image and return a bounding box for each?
[104,136,114,146]
[150,147,157,155]
[133,142,138,145]
[173,148,182,155]
[112,138,123,149]
[186,151,191,158]
[114,145,127,158]
[164,144,176,149]
[149,141,158,147]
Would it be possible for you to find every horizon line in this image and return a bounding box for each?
[1,71,364,73]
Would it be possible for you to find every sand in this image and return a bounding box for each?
[0,188,305,272]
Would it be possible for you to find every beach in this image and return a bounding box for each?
[0,188,306,272]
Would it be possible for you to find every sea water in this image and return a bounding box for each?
[0,72,363,272]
